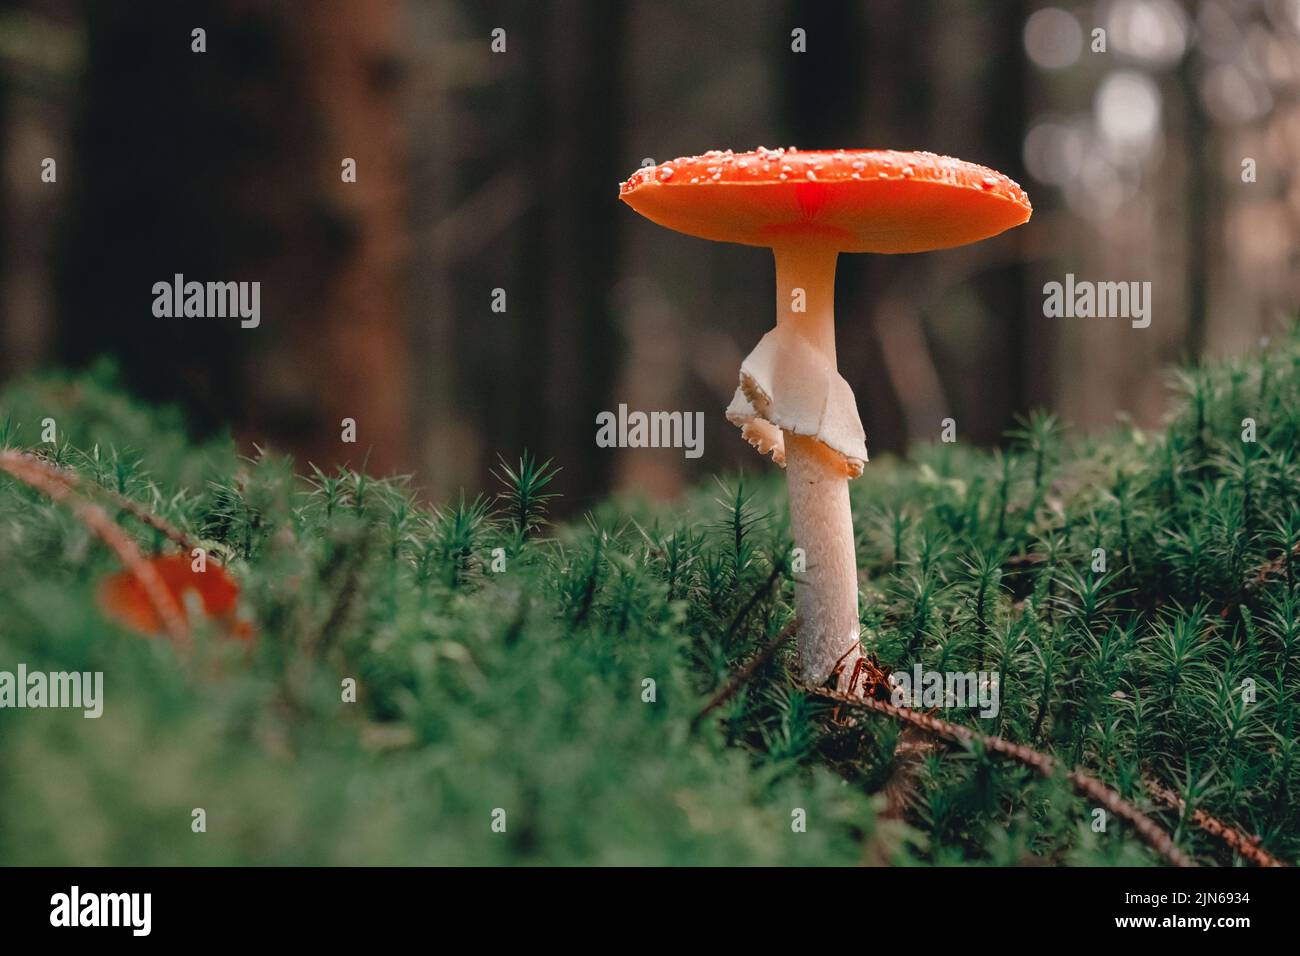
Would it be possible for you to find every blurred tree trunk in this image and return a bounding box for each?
[0,2,77,380]
[511,0,626,508]
[1178,47,1208,360]
[406,1,465,498]
[979,0,1037,427]
[57,0,410,474]
[275,0,410,475]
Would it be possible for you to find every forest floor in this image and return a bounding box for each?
[1,331,1298,866]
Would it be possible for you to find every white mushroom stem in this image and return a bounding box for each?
[774,244,863,686]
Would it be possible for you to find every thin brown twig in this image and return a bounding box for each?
[693,618,800,728]
[724,565,784,646]
[802,682,1197,867]
[93,484,197,554]
[1245,541,1300,592]
[22,451,198,553]
[877,724,936,821]
[0,450,189,645]
[1144,776,1289,868]
[1214,541,1300,620]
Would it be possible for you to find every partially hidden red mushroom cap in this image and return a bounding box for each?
[620,148,1031,253]
[99,554,254,641]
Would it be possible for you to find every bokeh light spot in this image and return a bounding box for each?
[1024,8,1084,69]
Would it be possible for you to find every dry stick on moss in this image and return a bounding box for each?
[1144,776,1289,868]
[802,683,1196,867]
[314,533,369,654]
[1245,541,1300,593]
[878,724,935,821]
[724,565,784,646]
[90,484,197,554]
[29,455,197,554]
[1209,538,1300,619]
[0,450,189,645]
[693,618,800,729]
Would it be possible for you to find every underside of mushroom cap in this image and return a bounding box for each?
[620,147,1032,254]
[724,323,868,477]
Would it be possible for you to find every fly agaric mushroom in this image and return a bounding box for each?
[100,554,254,640]
[620,148,1031,687]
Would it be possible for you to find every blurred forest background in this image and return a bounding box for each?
[0,0,1297,513]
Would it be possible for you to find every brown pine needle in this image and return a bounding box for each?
[693,618,799,728]
[724,566,783,645]
[802,683,1196,867]
[878,724,935,821]
[15,451,197,553]
[0,450,190,645]
[1246,541,1300,592]
[1144,775,1290,868]
[90,483,197,554]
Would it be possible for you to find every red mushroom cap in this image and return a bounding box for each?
[620,148,1031,253]
[99,554,254,640]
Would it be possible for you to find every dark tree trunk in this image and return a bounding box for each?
[980,0,1037,431]
[57,0,410,473]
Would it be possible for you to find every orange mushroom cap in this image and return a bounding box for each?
[620,148,1031,253]
[99,554,254,640]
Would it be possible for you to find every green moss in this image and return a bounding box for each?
[2,331,1299,866]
